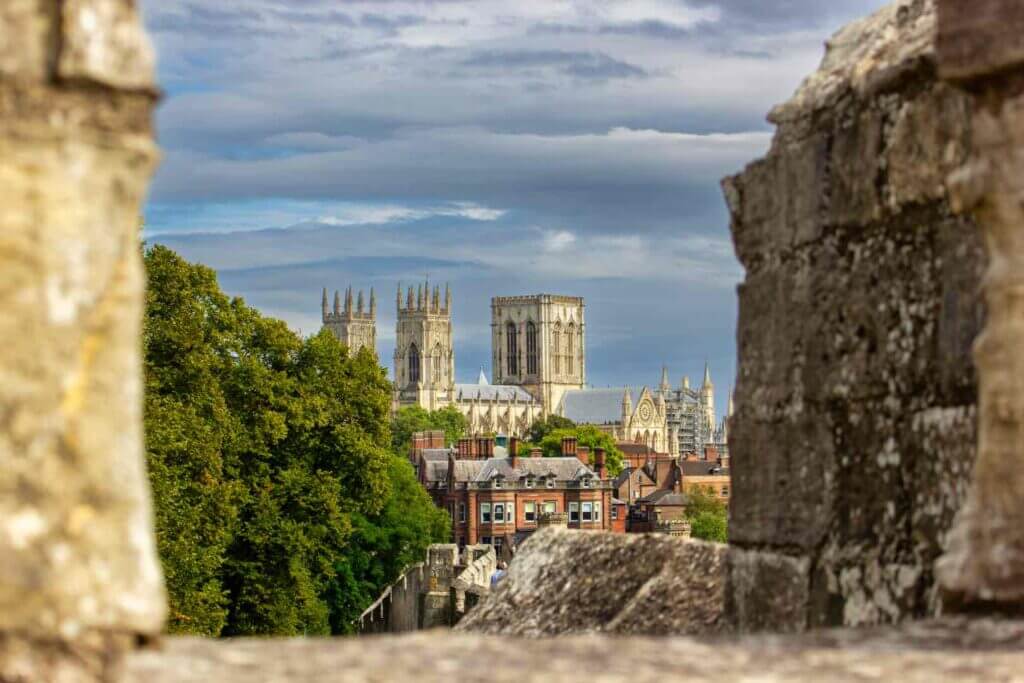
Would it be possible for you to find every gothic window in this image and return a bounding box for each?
[506,321,518,375]
[566,324,576,374]
[433,345,442,384]
[408,343,420,384]
[526,321,538,375]
[552,324,561,374]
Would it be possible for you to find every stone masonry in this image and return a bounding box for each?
[722,0,987,630]
[0,1,165,680]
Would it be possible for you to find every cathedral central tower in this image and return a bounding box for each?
[393,282,454,411]
[322,286,376,356]
[490,294,585,414]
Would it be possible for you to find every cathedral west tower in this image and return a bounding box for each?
[490,294,585,414]
[393,281,455,411]
[322,286,376,357]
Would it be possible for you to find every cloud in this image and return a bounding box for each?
[460,49,649,80]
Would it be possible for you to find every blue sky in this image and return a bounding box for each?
[140,0,889,417]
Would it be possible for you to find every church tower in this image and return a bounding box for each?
[701,362,715,436]
[322,285,376,357]
[393,281,454,411]
[490,294,585,414]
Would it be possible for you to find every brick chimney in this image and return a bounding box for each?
[594,448,607,479]
[508,437,519,468]
[561,436,578,458]
[457,438,472,459]
[705,445,719,463]
[428,429,445,448]
[577,445,591,467]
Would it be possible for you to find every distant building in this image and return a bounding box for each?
[321,286,376,356]
[557,386,675,455]
[410,433,620,551]
[659,363,731,456]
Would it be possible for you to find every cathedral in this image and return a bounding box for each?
[320,283,728,450]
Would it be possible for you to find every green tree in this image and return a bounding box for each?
[143,245,402,637]
[390,404,468,453]
[685,486,728,543]
[526,413,576,444]
[328,455,450,633]
[534,425,625,476]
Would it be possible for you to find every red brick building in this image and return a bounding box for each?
[410,433,619,551]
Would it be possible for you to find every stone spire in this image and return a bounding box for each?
[682,375,691,391]
[333,290,341,316]
[728,389,734,416]
[703,361,713,388]
[622,387,633,416]
[433,286,440,311]
[345,286,354,314]
[417,284,423,311]
[370,288,376,317]
[445,283,452,312]
[407,286,414,310]
[477,366,488,385]
[659,365,671,394]
[357,289,364,314]
[322,288,329,319]
[397,282,403,311]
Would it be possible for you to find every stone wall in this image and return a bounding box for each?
[723,0,986,630]
[0,1,164,680]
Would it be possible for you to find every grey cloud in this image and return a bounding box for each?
[461,49,648,80]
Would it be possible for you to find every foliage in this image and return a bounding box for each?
[144,245,432,637]
[390,404,468,453]
[685,486,728,543]
[329,456,450,633]
[528,424,625,476]
[525,413,576,444]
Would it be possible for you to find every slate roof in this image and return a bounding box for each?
[679,461,729,477]
[454,383,537,402]
[420,448,452,462]
[475,456,594,483]
[560,387,635,424]
[637,490,688,506]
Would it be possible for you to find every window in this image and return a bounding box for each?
[524,501,536,522]
[506,322,518,375]
[566,325,575,374]
[553,325,561,374]
[543,501,556,514]
[611,505,618,520]
[481,503,491,523]
[493,537,503,550]
[493,503,504,522]
[432,347,442,384]
[458,536,465,547]
[525,478,534,488]
[594,502,601,522]
[581,478,590,488]
[408,343,420,384]
[526,321,538,375]
[569,502,579,522]
[546,479,555,489]
[458,503,466,523]
[493,479,502,489]
[506,502,515,523]
[721,486,729,496]
[482,536,491,545]
[581,502,593,522]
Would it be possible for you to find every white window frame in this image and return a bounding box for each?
[524,501,536,522]
[493,537,503,549]
[546,479,555,489]
[493,503,504,522]
[458,502,466,523]
[594,502,601,522]
[581,501,593,522]
[543,501,556,514]
[481,503,491,523]
[506,502,515,523]
[611,505,618,520]
[569,502,580,522]
[525,478,534,488]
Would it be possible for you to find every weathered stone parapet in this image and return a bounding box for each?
[458,528,727,636]
[934,0,1024,610]
[654,519,691,538]
[724,0,985,630]
[0,1,164,679]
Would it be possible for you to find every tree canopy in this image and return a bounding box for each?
[144,245,447,636]
[390,404,468,453]
[521,424,625,476]
[684,486,728,543]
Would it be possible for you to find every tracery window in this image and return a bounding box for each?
[506,321,518,375]
[526,321,538,375]
[553,324,561,374]
[566,324,575,374]
[409,343,420,384]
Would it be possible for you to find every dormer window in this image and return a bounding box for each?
[546,479,555,489]
[525,478,534,488]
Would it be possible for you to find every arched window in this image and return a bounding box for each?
[566,324,575,374]
[433,345,442,384]
[506,322,518,375]
[552,324,561,374]
[526,321,538,375]
[409,343,420,384]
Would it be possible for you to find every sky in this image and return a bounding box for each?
[140,0,890,418]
